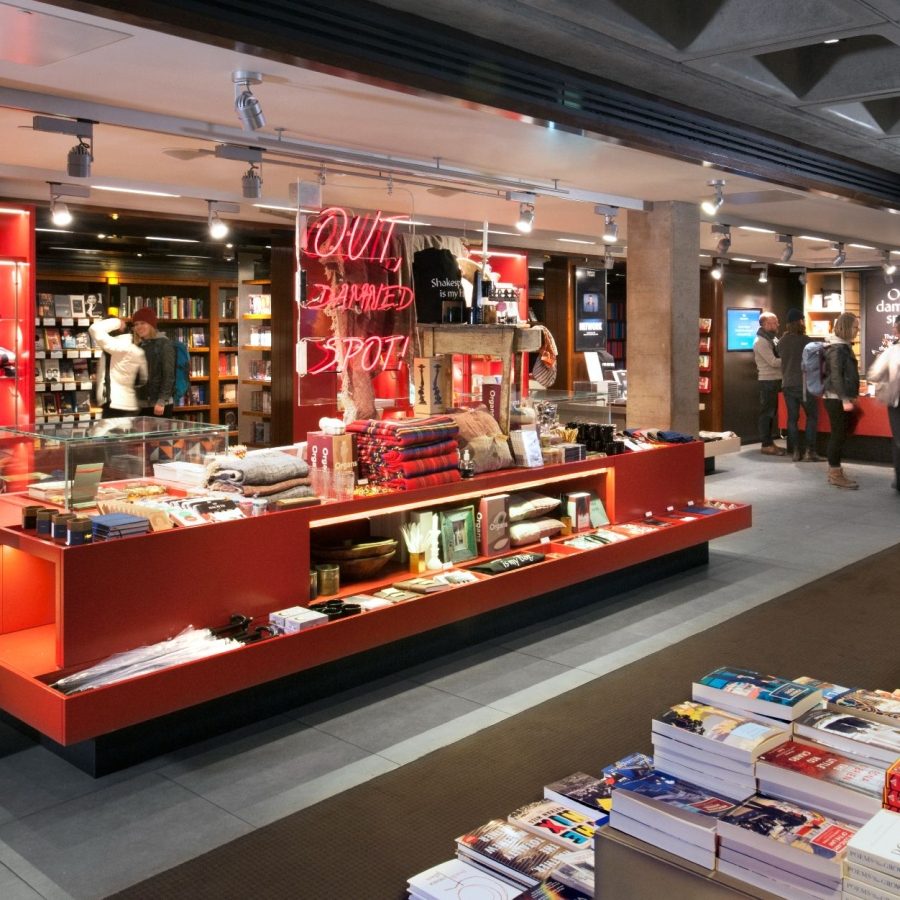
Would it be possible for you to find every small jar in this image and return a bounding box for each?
[66,516,93,546]
[459,448,476,479]
[21,505,43,531]
[316,563,340,596]
[308,569,318,601]
[35,507,54,537]
[51,512,76,543]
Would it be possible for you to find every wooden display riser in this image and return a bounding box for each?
[0,442,751,755]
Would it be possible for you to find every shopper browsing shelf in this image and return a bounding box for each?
[866,314,900,492]
[823,312,861,489]
[752,311,785,456]
[89,315,148,417]
[778,308,820,462]
[131,307,175,417]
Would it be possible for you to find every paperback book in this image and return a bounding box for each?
[829,690,900,728]
[455,819,571,888]
[846,809,900,879]
[611,770,740,851]
[406,858,522,900]
[692,667,823,721]
[653,699,791,762]
[755,740,884,824]
[543,772,611,825]
[717,844,844,900]
[793,709,900,768]
[507,800,595,850]
[717,794,856,884]
[547,848,594,896]
[608,809,717,870]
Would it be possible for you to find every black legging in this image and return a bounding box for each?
[823,398,849,467]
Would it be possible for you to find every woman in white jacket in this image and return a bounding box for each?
[867,315,900,492]
[89,316,148,417]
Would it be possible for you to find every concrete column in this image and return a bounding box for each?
[625,202,700,435]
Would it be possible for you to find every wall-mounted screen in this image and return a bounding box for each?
[726,307,761,351]
[574,269,607,352]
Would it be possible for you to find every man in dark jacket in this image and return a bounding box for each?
[778,308,821,461]
[131,306,176,417]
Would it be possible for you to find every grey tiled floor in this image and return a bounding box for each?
[0,446,897,899]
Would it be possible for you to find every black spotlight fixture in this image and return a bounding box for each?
[712,223,731,254]
[831,242,846,266]
[777,233,794,263]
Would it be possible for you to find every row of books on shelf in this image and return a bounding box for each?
[220,384,236,404]
[166,326,209,349]
[247,359,271,381]
[35,326,94,353]
[249,390,272,413]
[187,356,209,377]
[35,357,94,383]
[37,390,94,416]
[247,325,272,346]
[116,295,207,319]
[37,293,101,319]
[218,353,239,376]
[179,385,209,407]
[218,324,238,347]
[606,321,625,340]
[609,667,900,900]
[247,293,271,315]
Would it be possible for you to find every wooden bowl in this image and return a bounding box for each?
[337,550,397,580]
[312,537,398,560]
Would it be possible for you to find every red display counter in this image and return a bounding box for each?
[0,442,751,753]
[777,394,891,461]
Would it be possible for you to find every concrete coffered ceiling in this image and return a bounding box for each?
[0,0,899,273]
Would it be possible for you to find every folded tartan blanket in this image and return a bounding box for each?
[372,450,459,480]
[347,417,459,447]
[207,451,309,486]
[381,439,458,463]
[386,469,462,491]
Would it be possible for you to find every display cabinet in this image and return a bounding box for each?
[0,416,227,511]
[0,204,35,428]
[0,440,749,751]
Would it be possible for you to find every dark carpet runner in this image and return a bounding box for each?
[113,543,900,900]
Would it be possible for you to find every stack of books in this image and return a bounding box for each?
[755,739,885,826]
[454,819,571,891]
[90,512,151,541]
[542,772,613,827]
[506,800,596,851]
[844,809,900,899]
[793,707,900,767]
[828,689,900,729]
[651,699,791,799]
[406,858,522,899]
[610,770,741,869]
[717,794,856,899]
[691,666,824,723]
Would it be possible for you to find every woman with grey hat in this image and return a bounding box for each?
[779,308,821,462]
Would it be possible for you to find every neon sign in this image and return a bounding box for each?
[298,206,411,376]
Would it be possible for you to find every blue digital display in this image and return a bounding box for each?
[726,307,761,351]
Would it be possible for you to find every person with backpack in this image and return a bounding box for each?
[131,306,176,417]
[823,312,861,490]
[866,314,900,492]
[778,308,821,462]
[752,311,786,456]
[89,314,148,417]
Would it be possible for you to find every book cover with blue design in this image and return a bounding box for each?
[692,667,823,721]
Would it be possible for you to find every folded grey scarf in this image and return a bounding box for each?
[207,451,309,486]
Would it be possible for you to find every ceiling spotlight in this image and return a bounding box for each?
[700,179,725,216]
[50,196,72,227]
[831,242,846,266]
[209,212,228,240]
[777,233,794,263]
[712,223,731,254]
[594,204,619,244]
[751,263,768,284]
[790,266,807,286]
[882,251,896,277]
[233,71,266,131]
[710,258,726,281]
[242,163,263,199]
[603,249,615,270]
[67,137,92,178]
[516,202,535,234]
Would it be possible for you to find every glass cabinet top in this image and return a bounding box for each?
[0,416,227,443]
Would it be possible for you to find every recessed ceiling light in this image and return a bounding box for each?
[558,238,597,245]
[738,226,776,234]
[731,257,756,262]
[798,235,829,242]
[145,235,200,243]
[848,243,876,250]
[823,38,840,44]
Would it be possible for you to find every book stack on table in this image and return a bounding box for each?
[843,809,900,900]
[90,512,151,541]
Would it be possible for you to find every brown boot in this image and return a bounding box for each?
[803,449,821,462]
[792,448,802,461]
[828,467,858,489]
